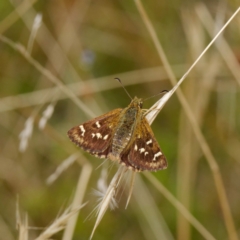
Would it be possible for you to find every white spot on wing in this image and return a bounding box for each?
[91,133,95,138]
[139,148,145,153]
[96,133,102,139]
[134,144,138,151]
[103,134,109,140]
[144,152,149,156]
[96,121,101,128]
[146,139,152,145]
[79,125,85,136]
[153,151,162,161]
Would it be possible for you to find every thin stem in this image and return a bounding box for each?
[134,0,239,239]
[0,36,94,118]
[144,172,216,240]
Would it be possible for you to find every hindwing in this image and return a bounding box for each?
[120,116,167,171]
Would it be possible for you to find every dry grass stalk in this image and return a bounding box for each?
[176,10,221,239]
[27,13,42,54]
[133,176,174,240]
[144,172,216,240]
[0,65,186,113]
[90,166,125,239]
[19,116,34,152]
[93,167,118,210]
[46,153,80,185]
[0,36,94,118]
[0,0,37,35]
[38,104,55,130]
[17,199,29,240]
[196,4,240,88]
[125,171,136,209]
[35,203,87,240]
[18,214,28,240]
[134,0,239,239]
[2,2,239,239]
[62,163,92,240]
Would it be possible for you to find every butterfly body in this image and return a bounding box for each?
[110,98,141,161]
[68,97,167,172]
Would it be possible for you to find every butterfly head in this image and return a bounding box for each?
[130,97,143,109]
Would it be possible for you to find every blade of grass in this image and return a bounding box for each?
[0,36,94,118]
[35,204,87,240]
[196,3,240,88]
[176,10,222,240]
[133,175,174,240]
[0,64,186,113]
[144,172,216,240]
[134,1,239,239]
[0,0,37,35]
[62,163,92,240]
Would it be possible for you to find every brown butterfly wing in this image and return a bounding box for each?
[121,117,167,171]
[67,108,122,158]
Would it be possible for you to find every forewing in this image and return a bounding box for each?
[121,117,167,171]
[67,108,122,158]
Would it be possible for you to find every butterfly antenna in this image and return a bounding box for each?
[115,78,132,100]
[143,90,168,102]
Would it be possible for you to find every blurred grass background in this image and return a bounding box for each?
[0,0,240,239]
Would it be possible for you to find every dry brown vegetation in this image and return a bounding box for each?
[0,0,240,239]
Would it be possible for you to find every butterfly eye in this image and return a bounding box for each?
[139,102,143,108]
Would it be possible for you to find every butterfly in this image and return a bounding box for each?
[67,96,167,172]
